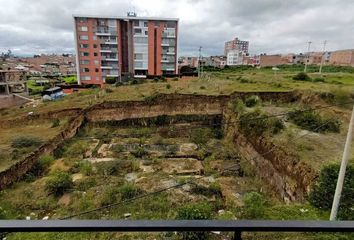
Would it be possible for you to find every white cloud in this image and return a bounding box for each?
[0,0,353,56]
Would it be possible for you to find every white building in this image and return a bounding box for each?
[227,50,245,66]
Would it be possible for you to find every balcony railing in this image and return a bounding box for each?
[0,220,354,240]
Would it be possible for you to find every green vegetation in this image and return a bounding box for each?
[245,95,261,107]
[239,110,284,136]
[288,110,341,133]
[45,171,73,197]
[11,136,42,148]
[61,75,77,84]
[293,72,312,81]
[309,164,354,220]
[105,77,116,84]
[177,202,213,240]
[242,192,266,219]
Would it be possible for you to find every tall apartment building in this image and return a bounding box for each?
[224,37,249,56]
[73,14,179,86]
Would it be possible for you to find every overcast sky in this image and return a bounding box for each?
[0,0,354,56]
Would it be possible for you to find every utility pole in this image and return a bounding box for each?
[319,40,327,74]
[304,41,312,73]
[330,105,354,220]
[198,46,202,78]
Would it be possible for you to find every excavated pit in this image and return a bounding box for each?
[0,92,317,202]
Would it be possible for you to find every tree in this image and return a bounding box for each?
[242,192,266,219]
[309,164,354,220]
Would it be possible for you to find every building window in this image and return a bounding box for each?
[94,52,98,56]
[81,76,91,81]
[80,44,89,48]
[93,35,97,41]
[80,52,89,57]
[144,30,148,35]
[93,44,97,48]
[79,60,90,65]
[79,35,89,40]
[80,26,88,32]
[155,21,160,27]
[134,37,148,44]
[94,60,99,65]
[143,21,148,27]
[81,68,90,72]
[166,22,176,28]
[95,68,99,73]
[134,53,143,60]
[134,29,142,34]
[78,18,87,23]
[134,21,139,27]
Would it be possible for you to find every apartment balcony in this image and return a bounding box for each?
[162,31,176,38]
[101,56,119,61]
[162,51,176,55]
[100,40,118,45]
[96,31,117,36]
[100,66,113,70]
[100,49,112,53]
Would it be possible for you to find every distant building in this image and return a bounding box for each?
[226,50,245,66]
[204,56,227,69]
[73,14,179,86]
[258,54,287,67]
[0,70,28,95]
[329,49,354,67]
[224,37,249,56]
[178,56,199,68]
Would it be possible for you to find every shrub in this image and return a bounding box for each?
[75,177,97,191]
[105,77,116,84]
[166,84,171,89]
[96,161,132,176]
[200,86,206,90]
[293,72,311,81]
[119,184,143,200]
[239,110,284,137]
[313,77,325,82]
[79,161,93,176]
[45,171,73,197]
[242,192,266,219]
[191,183,222,198]
[131,146,149,158]
[309,164,354,220]
[176,202,213,240]
[11,136,42,148]
[190,128,214,147]
[65,141,88,158]
[131,79,139,85]
[288,110,341,133]
[153,77,159,82]
[229,99,245,114]
[29,155,54,177]
[245,95,261,107]
[51,118,60,128]
[100,186,120,206]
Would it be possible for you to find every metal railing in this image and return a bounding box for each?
[1,220,354,239]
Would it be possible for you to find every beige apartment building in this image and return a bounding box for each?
[329,49,354,67]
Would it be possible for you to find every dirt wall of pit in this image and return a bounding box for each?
[0,112,85,190]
